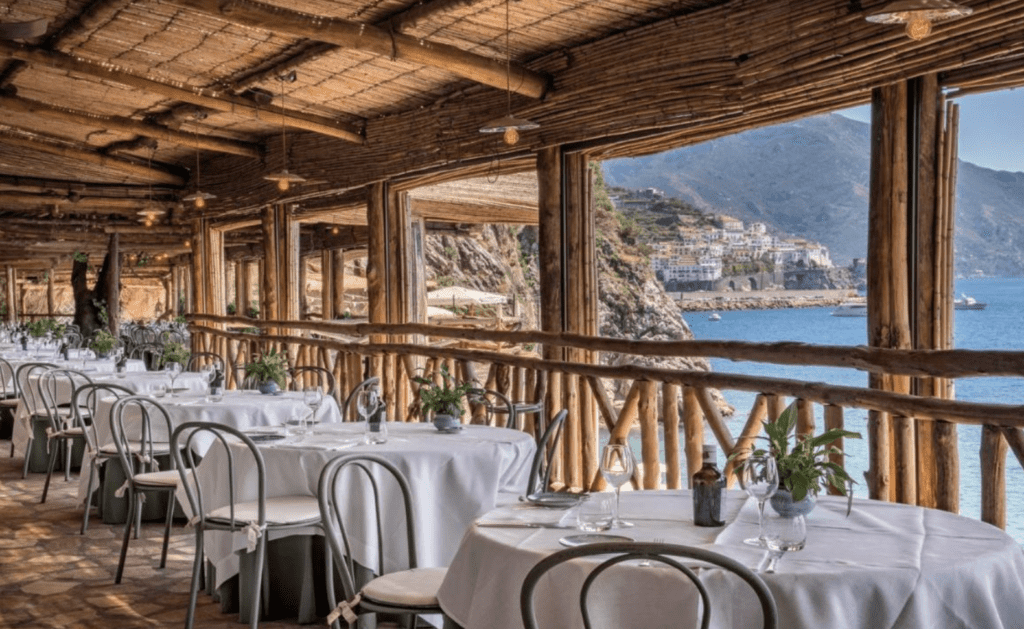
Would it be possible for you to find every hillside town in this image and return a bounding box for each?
[611,188,833,290]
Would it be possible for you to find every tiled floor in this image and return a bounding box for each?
[0,438,309,628]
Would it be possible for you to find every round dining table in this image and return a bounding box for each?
[438,490,1024,629]
[187,421,536,623]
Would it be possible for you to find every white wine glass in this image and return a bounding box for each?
[739,453,779,547]
[303,387,323,429]
[600,443,634,528]
[164,361,182,397]
[758,514,806,574]
[356,388,379,441]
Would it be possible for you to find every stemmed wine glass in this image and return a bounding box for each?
[600,443,634,529]
[758,514,806,574]
[356,387,381,444]
[739,453,779,547]
[303,387,323,430]
[164,361,182,397]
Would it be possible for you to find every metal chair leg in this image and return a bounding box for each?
[40,438,59,503]
[81,459,98,535]
[115,490,137,584]
[159,491,176,569]
[21,437,33,479]
[63,437,72,482]
[184,530,204,629]
[248,536,267,629]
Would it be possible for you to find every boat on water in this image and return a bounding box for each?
[955,294,987,310]
[831,301,867,317]
[709,313,721,321]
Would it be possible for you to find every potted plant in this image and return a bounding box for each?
[244,347,288,394]
[731,401,860,516]
[161,341,191,369]
[89,329,118,358]
[412,364,474,431]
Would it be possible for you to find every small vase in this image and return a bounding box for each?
[257,380,279,395]
[769,489,816,517]
[432,414,461,432]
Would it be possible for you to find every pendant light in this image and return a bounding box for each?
[264,71,306,192]
[182,127,216,209]
[866,0,973,41]
[479,0,538,146]
[137,146,165,227]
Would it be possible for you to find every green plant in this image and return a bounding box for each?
[89,329,117,355]
[161,341,191,368]
[244,347,288,388]
[27,318,61,338]
[412,364,474,418]
[730,402,861,502]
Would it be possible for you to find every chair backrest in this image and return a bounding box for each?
[527,409,568,496]
[72,382,135,452]
[15,362,58,417]
[63,330,84,349]
[170,421,266,530]
[289,365,337,397]
[129,343,163,370]
[39,368,94,431]
[466,387,516,429]
[340,376,380,422]
[185,351,224,373]
[520,541,778,629]
[110,396,176,480]
[0,357,16,398]
[317,454,419,601]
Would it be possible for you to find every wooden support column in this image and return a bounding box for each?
[4,267,15,322]
[981,425,1007,529]
[106,233,120,334]
[46,267,55,317]
[366,183,388,382]
[536,146,563,360]
[682,386,703,488]
[332,250,346,316]
[190,220,206,317]
[260,204,300,324]
[321,250,335,320]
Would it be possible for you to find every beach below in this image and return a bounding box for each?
[672,288,858,312]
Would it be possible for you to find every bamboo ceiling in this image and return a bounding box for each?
[1,0,1023,267]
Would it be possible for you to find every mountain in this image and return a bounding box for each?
[602,113,1024,276]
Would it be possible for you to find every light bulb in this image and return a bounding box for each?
[195,196,206,209]
[331,226,339,235]
[905,16,931,40]
[503,127,520,146]
[277,178,290,191]
[144,219,153,227]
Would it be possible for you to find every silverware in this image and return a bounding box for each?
[475,521,571,529]
[639,537,665,566]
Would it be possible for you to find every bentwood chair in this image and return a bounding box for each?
[520,541,778,629]
[74,382,135,534]
[465,387,517,428]
[38,368,93,503]
[185,351,225,373]
[288,365,337,397]
[0,357,20,455]
[340,376,380,422]
[171,422,322,629]
[496,409,568,507]
[15,361,58,477]
[318,454,449,629]
[110,395,181,584]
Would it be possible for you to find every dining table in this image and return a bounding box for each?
[437,489,1024,629]
[185,421,536,623]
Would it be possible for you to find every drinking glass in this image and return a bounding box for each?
[357,388,382,444]
[81,348,94,368]
[600,443,634,528]
[363,409,388,445]
[739,453,779,547]
[303,387,323,428]
[576,495,613,532]
[164,362,182,396]
[758,514,806,574]
[200,363,215,387]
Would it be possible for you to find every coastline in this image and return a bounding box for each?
[673,288,857,312]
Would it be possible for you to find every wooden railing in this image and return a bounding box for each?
[187,314,1024,530]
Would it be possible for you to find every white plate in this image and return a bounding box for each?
[558,534,634,547]
[526,492,585,509]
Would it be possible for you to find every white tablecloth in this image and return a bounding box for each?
[188,422,535,589]
[438,491,1024,629]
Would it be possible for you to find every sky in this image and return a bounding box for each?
[837,89,1024,174]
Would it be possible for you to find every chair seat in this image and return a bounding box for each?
[50,426,86,438]
[0,398,19,408]
[207,495,321,526]
[361,567,447,608]
[133,469,183,488]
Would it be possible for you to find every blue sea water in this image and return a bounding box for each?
[684,277,1024,542]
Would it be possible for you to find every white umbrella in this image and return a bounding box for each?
[426,286,508,307]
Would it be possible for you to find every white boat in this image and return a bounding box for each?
[954,294,987,310]
[831,301,867,317]
[708,313,721,321]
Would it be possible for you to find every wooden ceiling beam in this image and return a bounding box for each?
[0,41,365,144]
[0,192,170,213]
[410,198,538,224]
[166,0,550,99]
[0,94,261,158]
[0,132,185,185]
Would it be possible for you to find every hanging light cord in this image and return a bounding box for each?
[505,0,511,116]
[279,76,288,170]
[193,128,201,189]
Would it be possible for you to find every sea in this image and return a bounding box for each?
[683,276,1024,542]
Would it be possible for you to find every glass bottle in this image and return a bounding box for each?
[693,444,724,527]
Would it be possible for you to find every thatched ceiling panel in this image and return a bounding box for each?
[13,65,171,116]
[0,138,156,186]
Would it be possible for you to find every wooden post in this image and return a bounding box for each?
[563,372,581,490]
[106,233,120,333]
[638,380,660,489]
[321,249,334,321]
[260,206,279,326]
[796,398,815,437]
[682,386,703,488]
[536,146,563,362]
[191,219,206,316]
[981,425,1007,529]
[824,404,845,495]
[663,383,682,490]
[332,249,346,317]
[46,267,55,317]
[5,266,16,322]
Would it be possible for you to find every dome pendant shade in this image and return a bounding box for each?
[264,169,307,191]
[480,115,540,146]
[866,0,973,40]
[183,190,216,209]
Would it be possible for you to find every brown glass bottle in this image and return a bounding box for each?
[693,444,724,527]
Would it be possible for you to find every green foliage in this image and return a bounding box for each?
[226,302,237,315]
[161,341,191,368]
[72,251,88,264]
[27,318,63,338]
[443,246,458,259]
[89,329,117,355]
[412,364,474,418]
[246,301,259,318]
[245,347,288,387]
[729,402,861,502]
[436,275,456,288]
